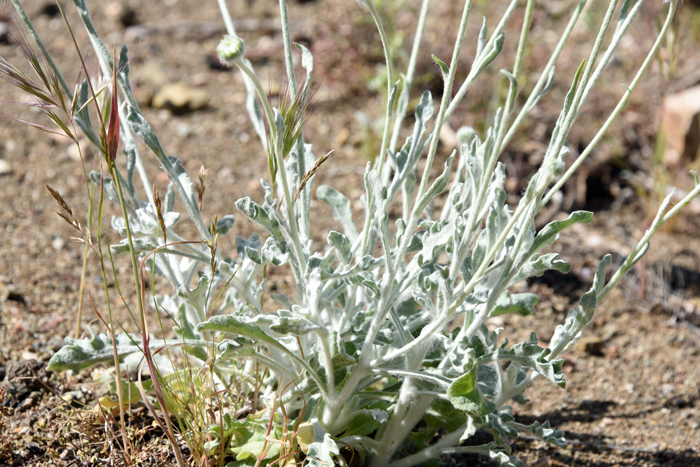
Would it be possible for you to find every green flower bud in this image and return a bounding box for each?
[216,35,245,66]
[456,126,477,146]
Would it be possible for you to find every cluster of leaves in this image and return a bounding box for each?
[1,0,690,467]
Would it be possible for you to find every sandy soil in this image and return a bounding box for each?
[1,0,699,465]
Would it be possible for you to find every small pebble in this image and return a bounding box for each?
[576,336,606,356]
[176,122,191,137]
[218,167,234,182]
[21,351,39,361]
[0,281,9,302]
[152,83,209,114]
[52,237,65,251]
[18,397,35,411]
[62,390,86,408]
[0,159,12,175]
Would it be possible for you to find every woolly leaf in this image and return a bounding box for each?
[216,215,235,234]
[511,420,566,448]
[530,211,592,253]
[235,197,283,239]
[271,309,325,336]
[447,364,496,417]
[490,292,538,317]
[476,32,505,75]
[344,409,387,437]
[478,333,565,388]
[415,153,455,216]
[197,315,325,390]
[305,420,340,467]
[482,412,518,448]
[47,330,206,374]
[328,230,353,264]
[432,55,449,78]
[317,185,358,242]
[511,253,571,284]
[549,255,612,355]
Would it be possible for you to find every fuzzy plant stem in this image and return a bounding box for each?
[278,0,314,250]
[365,0,395,179]
[500,0,588,149]
[278,0,298,93]
[599,180,697,303]
[371,340,435,467]
[385,426,490,467]
[542,0,621,164]
[498,1,681,410]
[217,0,236,36]
[358,0,397,258]
[384,0,471,276]
[493,0,535,154]
[343,1,474,416]
[541,0,651,206]
[444,0,520,119]
[499,171,693,410]
[448,0,624,326]
[235,59,308,280]
[445,0,534,291]
[388,0,431,157]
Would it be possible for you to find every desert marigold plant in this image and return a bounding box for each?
[1,0,695,466]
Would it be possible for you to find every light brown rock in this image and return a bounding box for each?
[152,82,210,114]
[0,159,11,175]
[576,336,606,357]
[660,85,700,170]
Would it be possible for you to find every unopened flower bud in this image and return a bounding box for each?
[548,155,565,178]
[216,35,245,66]
[456,126,477,145]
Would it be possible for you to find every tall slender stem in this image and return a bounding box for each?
[110,162,186,467]
[494,0,535,154]
[501,0,588,149]
[94,175,132,463]
[388,0,431,156]
[445,0,520,119]
[278,0,297,96]
[365,0,395,178]
[356,0,474,379]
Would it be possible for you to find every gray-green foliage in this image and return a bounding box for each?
[37,0,691,466]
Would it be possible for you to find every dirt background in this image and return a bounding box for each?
[1,0,700,465]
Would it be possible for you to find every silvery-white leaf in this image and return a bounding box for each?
[317,185,359,242]
[490,292,538,318]
[216,215,235,235]
[236,197,283,239]
[47,328,206,374]
[328,231,353,265]
[549,255,611,355]
[109,237,156,255]
[305,420,340,467]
